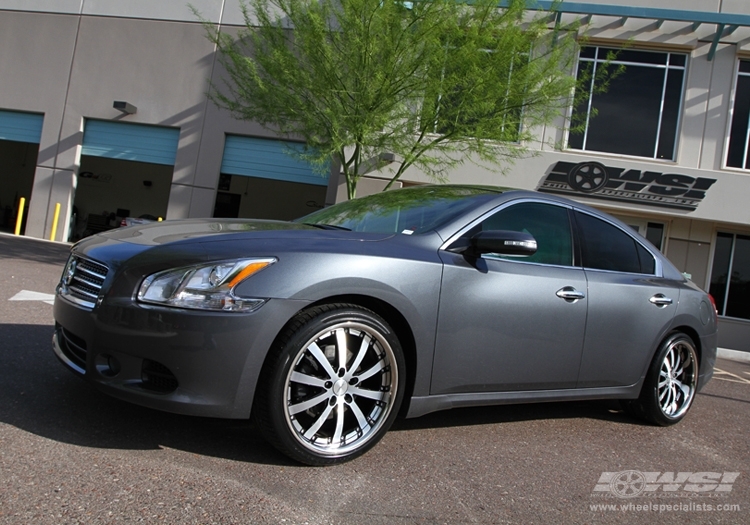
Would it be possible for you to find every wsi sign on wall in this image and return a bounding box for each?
[539,161,716,210]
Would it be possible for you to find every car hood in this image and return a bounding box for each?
[86,218,392,247]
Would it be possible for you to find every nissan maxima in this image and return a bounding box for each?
[53,185,717,465]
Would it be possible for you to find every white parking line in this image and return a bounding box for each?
[9,290,55,305]
[713,368,750,385]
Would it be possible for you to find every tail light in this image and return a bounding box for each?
[708,294,719,325]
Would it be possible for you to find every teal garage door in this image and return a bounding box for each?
[81,120,180,166]
[0,110,43,143]
[220,135,328,186]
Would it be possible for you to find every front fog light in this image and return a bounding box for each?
[137,258,275,312]
[95,354,121,377]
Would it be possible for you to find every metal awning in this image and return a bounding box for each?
[510,1,750,60]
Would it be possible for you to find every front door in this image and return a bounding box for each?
[431,201,588,394]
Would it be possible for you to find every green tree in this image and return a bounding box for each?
[200,0,581,199]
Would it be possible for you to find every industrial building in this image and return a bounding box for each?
[1,0,749,350]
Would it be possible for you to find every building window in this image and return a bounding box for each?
[709,232,750,320]
[726,60,750,169]
[568,46,687,160]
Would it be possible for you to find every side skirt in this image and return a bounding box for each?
[405,384,643,419]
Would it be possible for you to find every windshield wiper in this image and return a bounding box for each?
[302,222,352,231]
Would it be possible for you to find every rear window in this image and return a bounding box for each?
[575,211,656,274]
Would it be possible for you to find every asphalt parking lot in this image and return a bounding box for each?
[0,233,748,524]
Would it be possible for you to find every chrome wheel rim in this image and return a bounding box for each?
[658,338,698,419]
[283,321,398,457]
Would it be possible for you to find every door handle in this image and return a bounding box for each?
[556,286,585,302]
[650,294,673,308]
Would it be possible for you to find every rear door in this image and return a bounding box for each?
[573,210,679,388]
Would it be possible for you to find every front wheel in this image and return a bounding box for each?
[631,333,699,426]
[254,304,405,465]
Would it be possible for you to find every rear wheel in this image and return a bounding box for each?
[630,333,699,426]
[254,304,405,465]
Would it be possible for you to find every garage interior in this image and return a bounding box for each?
[0,139,38,235]
[71,156,172,240]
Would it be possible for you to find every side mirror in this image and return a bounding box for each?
[469,230,537,257]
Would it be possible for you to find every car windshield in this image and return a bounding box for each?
[296,185,504,234]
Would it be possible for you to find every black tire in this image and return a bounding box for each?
[631,333,699,426]
[253,304,406,465]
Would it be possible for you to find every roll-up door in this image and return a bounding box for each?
[81,120,180,166]
[0,110,43,143]
[220,135,328,186]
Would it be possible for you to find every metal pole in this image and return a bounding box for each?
[14,197,26,236]
[50,202,61,241]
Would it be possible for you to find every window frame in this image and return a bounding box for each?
[708,230,750,321]
[724,58,750,171]
[567,45,688,161]
[441,198,578,269]
[572,209,661,277]
[441,199,662,276]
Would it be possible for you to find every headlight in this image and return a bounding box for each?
[137,258,276,312]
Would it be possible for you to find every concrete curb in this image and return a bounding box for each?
[717,348,750,363]
[0,231,72,246]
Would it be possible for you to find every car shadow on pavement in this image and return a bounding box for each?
[3,322,708,467]
[0,323,299,467]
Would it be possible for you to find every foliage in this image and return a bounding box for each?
[200,0,584,199]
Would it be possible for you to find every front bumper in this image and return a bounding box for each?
[53,292,310,419]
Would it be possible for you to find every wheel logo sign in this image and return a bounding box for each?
[568,161,608,193]
[610,470,646,498]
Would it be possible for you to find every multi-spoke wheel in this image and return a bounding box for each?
[254,304,405,465]
[630,333,699,426]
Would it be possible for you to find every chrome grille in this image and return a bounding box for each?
[59,255,109,310]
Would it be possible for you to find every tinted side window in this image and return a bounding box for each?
[480,202,573,266]
[576,211,654,274]
[635,242,656,274]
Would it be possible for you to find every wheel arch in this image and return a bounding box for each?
[306,294,418,418]
[630,326,703,400]
[666,325,703,367]
[254,294,418,420]
[630,327,701,425]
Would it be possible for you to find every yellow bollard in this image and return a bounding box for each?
[50,202,61,241]
[14,197,26,235]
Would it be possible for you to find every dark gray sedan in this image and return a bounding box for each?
[53,185,717,465]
